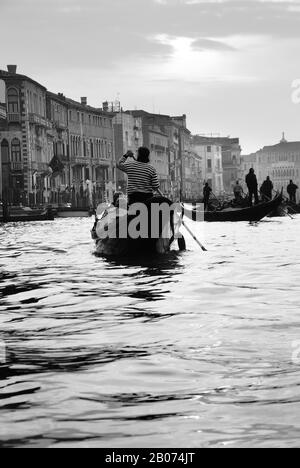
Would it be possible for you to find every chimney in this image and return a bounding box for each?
[81,97,87,106]
[102,101,109,112]
[7,65,17,74]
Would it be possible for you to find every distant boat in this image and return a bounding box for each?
[55,207,93,218]
[201,192,283,222]
[0,206,54,223]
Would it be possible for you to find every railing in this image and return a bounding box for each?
[29,113,52,129]
[7,113,21,123]
[71,157,111,166]
[54,120,67,130]
[71,157,89,165]
[155,144,167,152]
[31,162,50,172]
[10,162,24,172]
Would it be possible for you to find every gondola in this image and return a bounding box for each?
[91,196,185,257]
[201,192,283,222]
[55,207,93,218]
[287,203,300,214]
[268,203,288,218]
[0,207,54,223]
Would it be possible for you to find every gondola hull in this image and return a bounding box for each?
[92,196,182,258]
[0,209,54,223]
[204,193,283,222]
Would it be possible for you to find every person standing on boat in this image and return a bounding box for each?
[117,148,161,205]
[260,176,273,202]
[203,182,212,211]
[246,168,259,206]
[287,180,298,204]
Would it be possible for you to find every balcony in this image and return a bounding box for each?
[155,144,166,152]
[7,113,21,123]
[58,154,69,163]
[54,120,67,130]
[71,156,89,166]
[10,162,24,172]
[29,113,52,129]
[30,162,50,174]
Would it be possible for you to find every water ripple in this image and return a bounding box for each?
[0,217,300,447]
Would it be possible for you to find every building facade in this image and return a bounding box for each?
[113,111,143,193]
[0,66,51,205]
[126,111,203,200]
[219,138,242,193]
[192,136,224,196]
[0,66,116,207]
[241,153,258,187]
[243,135,300,201]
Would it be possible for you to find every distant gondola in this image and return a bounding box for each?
[0,207,54,223]
[202,192,283,222]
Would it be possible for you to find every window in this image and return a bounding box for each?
[91,140,94,158]
[7,88,19,113]
[0,139,10,163]
[207,159,212,170]
[11,138,21,162]
[207,146,212,153]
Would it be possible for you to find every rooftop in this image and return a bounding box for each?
[259,141,300,152]
[0,68,47,91]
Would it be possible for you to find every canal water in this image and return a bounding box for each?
[0,216,299,448]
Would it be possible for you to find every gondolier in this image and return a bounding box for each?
[246,168,259,206]
[287,180,298,204]
[260,176,273,202]
[117,148,162,205]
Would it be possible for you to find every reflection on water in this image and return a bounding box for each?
[0,217,300,448]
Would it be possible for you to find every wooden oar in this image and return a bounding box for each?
[181,220,207,252]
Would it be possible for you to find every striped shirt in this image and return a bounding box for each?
[117,156,160,195]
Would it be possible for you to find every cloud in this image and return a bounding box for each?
[192,37,236,51]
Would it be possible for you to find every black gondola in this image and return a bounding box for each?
[202,192,284,222]
[92,196,185,257]
[0,207,54,223]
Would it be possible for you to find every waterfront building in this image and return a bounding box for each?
[0,66,116,207]
[243,134,300,201]
[192,136,224,196]
[240,153,258,187]
[0,65,52,206]
[148,126,169,194]
[112,111,143,193]
[126,111,202,200]
[66,96,115,206]
[219,138,242,193]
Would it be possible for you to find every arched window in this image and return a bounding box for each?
[1,139,10,164]
[7,88,19,113]
[11,138,21,162]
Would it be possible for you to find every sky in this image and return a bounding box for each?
[1,0,300,153]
